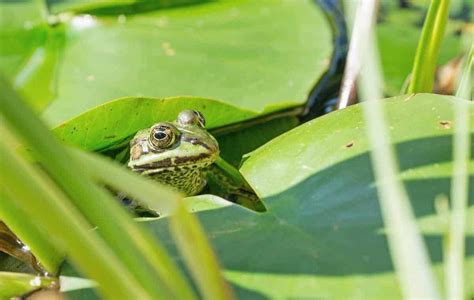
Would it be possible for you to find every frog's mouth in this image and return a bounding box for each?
[131,152,217,173]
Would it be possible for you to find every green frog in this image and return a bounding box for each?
[128,110,264,211]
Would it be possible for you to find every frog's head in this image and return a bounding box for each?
[128,110,219,173]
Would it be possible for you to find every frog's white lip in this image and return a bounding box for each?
[130,153,218,172]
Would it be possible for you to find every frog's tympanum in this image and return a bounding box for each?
[128,110,264,211]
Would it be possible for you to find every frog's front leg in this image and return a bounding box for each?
[204,157,266,212]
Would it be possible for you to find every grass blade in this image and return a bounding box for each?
[73,148,233,299]
[0,272,56,298]
[0,188,62,274]
[0,126,148,299]
[0,76,175,299]
[170,203,235,300]
[445,44,472,299]
[408,0,451,93]
[71,149,197,300]
[72,148,181,215]
[455,45,473,100]
[346,0,440,298]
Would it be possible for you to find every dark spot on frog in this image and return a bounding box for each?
[345,141,354,148]
[183,137,212,150]
[174,153,210,165]
[439,120,452,129]
[105,135,116,139]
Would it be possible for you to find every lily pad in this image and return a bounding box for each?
[0,1,63,111]
[52,96,271,151]
[137,94,474,299]
[39,0,332,125]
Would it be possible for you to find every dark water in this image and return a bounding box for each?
[303,0,348,120]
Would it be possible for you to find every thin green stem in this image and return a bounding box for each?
[171,203,235,300]
[445,45,473,300]
[33,0,49,21]
[74,148,234,299]
[455,46,473,100]
[0,272,56,298]
[0,76,171,299]
[0,126,147,299]
[0,188,62,274]
[408,0,451,93]
[346,0,440,298]
[71,148,197,300]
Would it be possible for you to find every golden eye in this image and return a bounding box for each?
[149,123,179,149]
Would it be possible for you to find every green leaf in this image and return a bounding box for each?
[52,96,263,151]
[0,1,62,111]
[0,188,63,274]
[0,1,46,77]
[38,0,332,125]
[143,94,474,299]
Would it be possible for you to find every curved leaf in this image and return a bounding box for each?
[41,0,333,125]
[142,94,474,299]
[52,96,265,151]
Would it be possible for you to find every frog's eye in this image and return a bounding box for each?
[149,123,179,149]
[177,110,206,128]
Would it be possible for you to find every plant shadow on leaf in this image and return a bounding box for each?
[144,134,473,297]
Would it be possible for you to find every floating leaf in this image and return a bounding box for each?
[140,94,474,299]
[39,0,332,125]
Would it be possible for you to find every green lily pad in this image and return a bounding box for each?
[52,96,271,152]
[0,1,63,111]
[139,94,474,299]
[0,1,44,78]
[39,0,332,125]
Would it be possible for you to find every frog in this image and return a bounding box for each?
[127,110,264,211]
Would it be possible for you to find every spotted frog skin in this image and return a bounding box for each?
[128,110,220,195]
